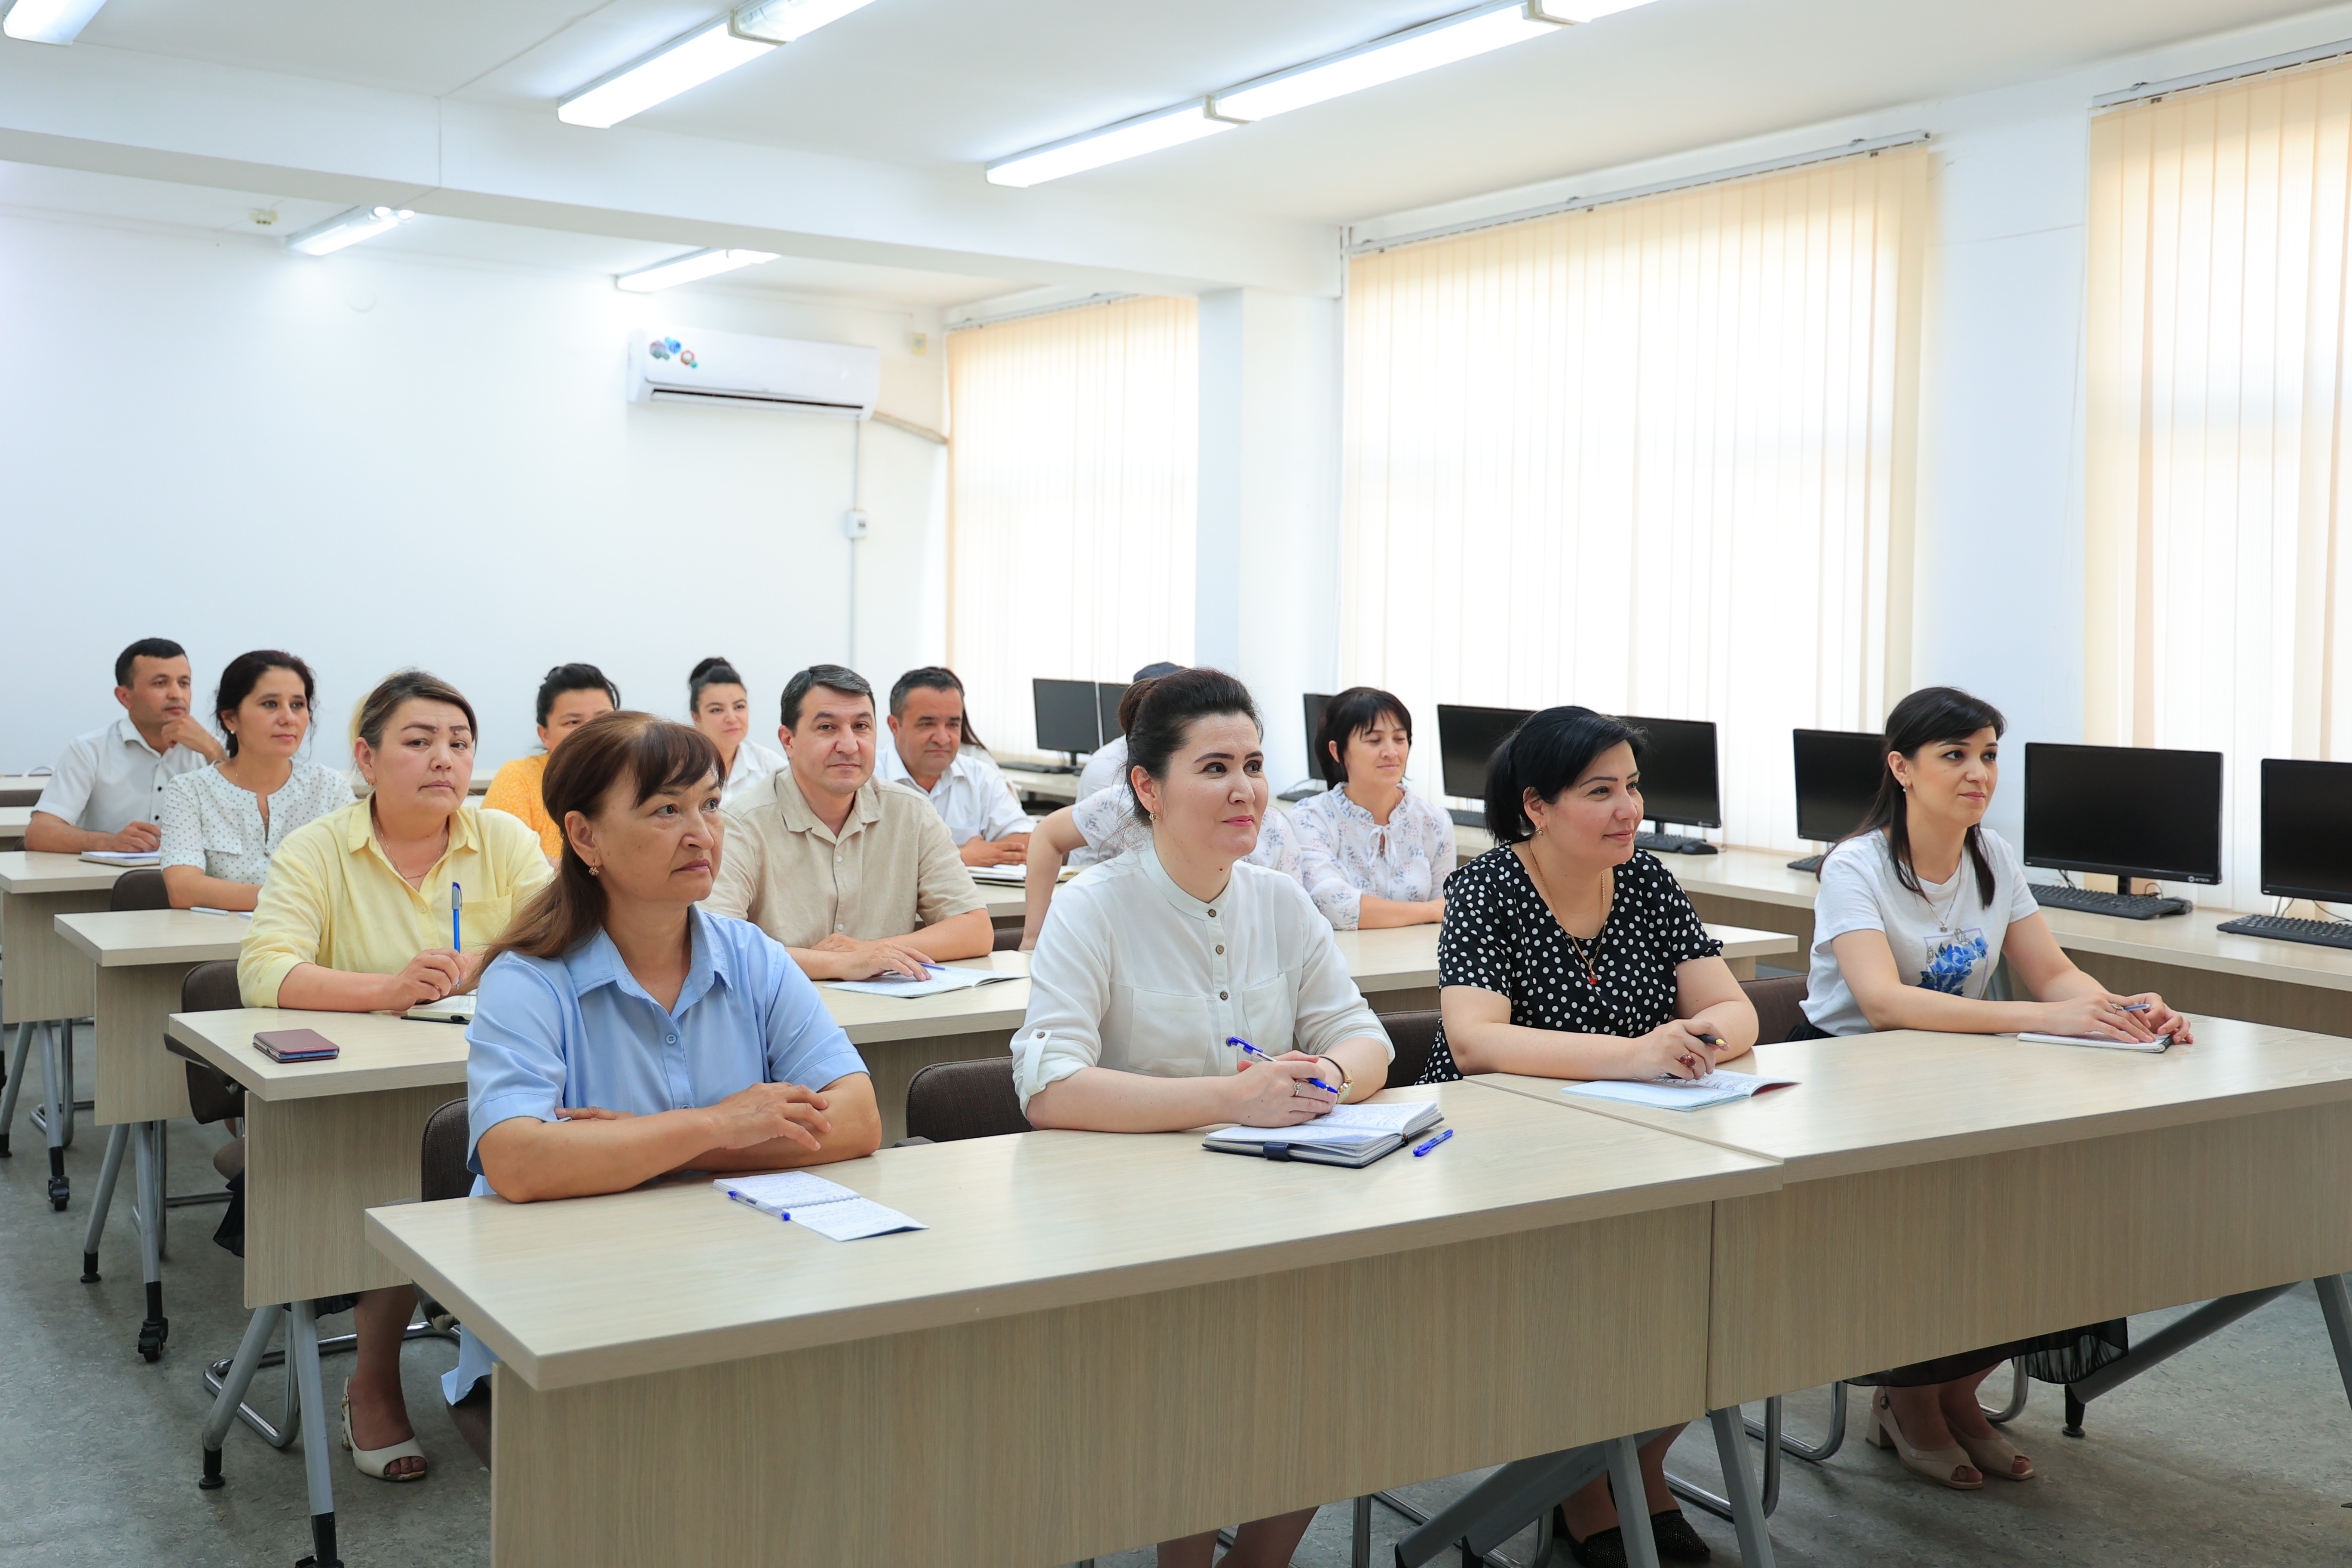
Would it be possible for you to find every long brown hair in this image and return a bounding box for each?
[486,711,721,965]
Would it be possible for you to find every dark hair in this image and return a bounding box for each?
[1115,677,1160,740]
[687,657,744,713]
[888,666,986,752]
[354,670,477,750]
[1482,706,1642,844]
[214,650,316,759]
[486,712,721,965]
[781,664,873,730]
[1833,686,2008,904]
[1315,686,1412,788]
[1124,667,1260,821]
[536,663,620,728]
[115,638,186,688]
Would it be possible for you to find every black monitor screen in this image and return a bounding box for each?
[2022,742,2223,885]
[1095,681,1129,741]
[1793,728,1886,845]
[2260,758,2352,902]
[1303,692,1332,778]
[1622,716,1721,830]
[1032,678,1102,754]
[1437,704,1532,799]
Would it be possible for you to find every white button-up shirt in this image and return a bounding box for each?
[1288,784,1458,930]
[34,717,212,833]
[875,744,1035,845]
[1013,844,1389,1112]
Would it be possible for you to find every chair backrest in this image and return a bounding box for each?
[109,867,171,912]
[903,1057,1031,1142]
[182,960,242,1014]
[421,1097,475,1203]
[991,923,1024,952]
[1740,973,1810,1046]
[0,787,40,808]
[1378,1010,1439,1089]
[175,960,249,1124]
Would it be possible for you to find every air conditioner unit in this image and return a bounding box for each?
[627,327,880,417]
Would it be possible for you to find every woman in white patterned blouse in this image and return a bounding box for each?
[158,651,353,911]
[1289,686,1455,931]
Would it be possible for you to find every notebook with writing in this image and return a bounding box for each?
[1201,1100,1445,1168]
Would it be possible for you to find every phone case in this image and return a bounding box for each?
[252,1027,340,1063]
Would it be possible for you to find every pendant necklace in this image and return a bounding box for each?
[1528,847,1606,987]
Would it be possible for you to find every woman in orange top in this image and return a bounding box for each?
[481,664,619,858]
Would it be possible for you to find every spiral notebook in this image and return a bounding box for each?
[1201,1100,1445,1168]
[714,1171,925,1241]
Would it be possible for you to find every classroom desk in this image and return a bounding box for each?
[365,1081,1780,1568]
[1328,921,1797,1014]
[54,910,245,1127]
[1479,1017,2352,1409]
[0,851,126,1025]
[0,805,29,850]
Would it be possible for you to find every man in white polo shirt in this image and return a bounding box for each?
[876,666,1035,868]
[25,638,224,855]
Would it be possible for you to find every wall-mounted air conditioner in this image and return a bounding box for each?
[627,328,880,417]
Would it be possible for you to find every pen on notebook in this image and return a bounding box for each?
[451,882,462,952]
[1228,1036,1340,1096]
[1412,1128,1454,1157]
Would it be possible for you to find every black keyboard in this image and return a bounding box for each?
[1787,853,1825,874]
[1635,830,1718,856]
[2215,913,2352,950]
[2029,883,2190,921]
[1448,807,1484,829]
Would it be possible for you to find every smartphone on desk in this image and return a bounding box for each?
[253,1028,340,1063]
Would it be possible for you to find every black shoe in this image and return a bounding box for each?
[1554,1506,1629,1568]
[1649,1508,1712,1562]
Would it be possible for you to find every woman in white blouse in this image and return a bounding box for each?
[158,650,354,911]
[1017,668,1390,1568]
[1017,784,1296,948]
[686,656,787,807]
[1290,686,1454,931]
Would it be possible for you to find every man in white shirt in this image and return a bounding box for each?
[26,638,223,854]
[876,667,1035,868]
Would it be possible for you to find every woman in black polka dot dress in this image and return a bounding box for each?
[1419,706,1760,1568]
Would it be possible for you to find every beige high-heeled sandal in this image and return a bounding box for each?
[1863,1390,1982,1490]
[1955,1427,2035,1480]
[342,1391,427,1482]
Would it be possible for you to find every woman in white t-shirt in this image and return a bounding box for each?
[1800,686,2192,1497]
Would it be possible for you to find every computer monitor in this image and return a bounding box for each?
[2259,758,2352,902]
[2022,742,2223,885]
[1436,704,1533,800]
[1032,678,1102,756]
[1095,681,1129,741]
[1302,692,1332,777]
[1620,716,1721,830]
[1793,728,1887,845]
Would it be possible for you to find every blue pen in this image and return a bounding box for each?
[451,882,462,952]
[1228,1035,1340,1096]
[1412,1127,1454,1158]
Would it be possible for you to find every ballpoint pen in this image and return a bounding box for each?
[451,882,462,952]
[1412,1128,1454,1157]
[1228,1036,1340,1096]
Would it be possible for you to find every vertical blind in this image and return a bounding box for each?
[946,296,1198,755]
[1340,151,1927,848]
[2088,62,2352,908]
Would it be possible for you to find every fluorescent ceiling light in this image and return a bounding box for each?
[284,206,414,257]
[730,0,881,44]
[1213,3,1564,122]
[986,103,1235,188]
[2,0,110,44]
[559,19,774,129]
[615,247,780,292]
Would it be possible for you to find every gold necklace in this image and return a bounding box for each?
[1525,845,1609,988]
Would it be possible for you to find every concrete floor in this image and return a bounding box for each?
[6,1022,2352,1568]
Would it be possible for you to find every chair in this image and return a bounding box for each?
[1375,1010,1439,1088]
[992,923,1025,952]
[110,866,171,911]
[902,1058,1030,1143]
[1739,973,1810,1045]
[421,1096,473,1203]
[0,786,40,808]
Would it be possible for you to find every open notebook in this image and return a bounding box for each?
[2014,1031,2172,1054]
[80,849,159,867]
[405,993,476,1024]
[829,964,1017,999]
[714,1171,925,1241]
[1202,1100,1445,1168]
[1561,1070,1799,1112]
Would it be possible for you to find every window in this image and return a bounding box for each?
[1340,151,1926,848]
[2088,62,2352,906]
[946,296,1198,755]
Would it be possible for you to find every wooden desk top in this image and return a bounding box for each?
[817,953,1033,1044]
[55,908,246,966]
[1327,922,1795,992]
[365,1080,1779,1391]
[169,1008,469,1101]
[1478,1015,2352,1182]
[1662,846,1826,912]
[0,851,128,895]
[0,804,30,840]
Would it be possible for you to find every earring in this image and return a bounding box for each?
[587,864,601,876]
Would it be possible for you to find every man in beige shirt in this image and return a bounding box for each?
[707,663,992,981]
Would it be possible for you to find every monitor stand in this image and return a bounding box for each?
[1635,821,1717,855]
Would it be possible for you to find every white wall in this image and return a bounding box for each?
[0,207,948,774]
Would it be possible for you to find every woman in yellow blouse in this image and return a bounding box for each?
[481,664,619,859]
[240,669,552,1482]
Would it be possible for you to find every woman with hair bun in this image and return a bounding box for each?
[686,655,787,805]
[483,663,621,858]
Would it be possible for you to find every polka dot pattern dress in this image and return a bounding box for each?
[1418,846,1722,1084]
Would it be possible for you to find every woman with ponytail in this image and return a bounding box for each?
[686,656,786,805]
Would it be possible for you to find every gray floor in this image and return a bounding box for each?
[7,1022,2352,1568]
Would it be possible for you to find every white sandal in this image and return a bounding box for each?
[341,1391,427,1482]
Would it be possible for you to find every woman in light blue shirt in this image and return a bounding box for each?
[443,710,880,1406]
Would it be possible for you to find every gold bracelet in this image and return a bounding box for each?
[1320,1055,1353,1100]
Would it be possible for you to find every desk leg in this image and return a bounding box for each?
[288,1298,343,1568]
[79,1121,129,1282]
[0,1022,27,1155]
[42,1020,70,1208]
[134,1122,168,1362]
[2311,1275,2352,1427]
[1607,1436,1662,1568]
[1706,1407,1776,1568]
[2062,1284,2296,1436]
[201,1304,284,1489]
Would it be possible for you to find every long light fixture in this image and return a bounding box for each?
[615,247,780,292]
[557,0,882,129]
[987,0,1658,186]
[730,0,881,44]
[284,205,414,257]
[985,103,1237,189]
[2,0,110,44]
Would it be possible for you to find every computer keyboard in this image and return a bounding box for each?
[1635,831,1719,856]
[2028,883,2190,921]
[2214,913,2352,950]
[1448,807,1485,829]
[1787,853,1825,874]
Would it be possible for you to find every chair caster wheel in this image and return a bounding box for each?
[138,1320,167,1362]
[48,1176,70,1210]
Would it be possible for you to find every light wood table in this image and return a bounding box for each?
[366,1081,1780,1567]
[0,852,127,1201]
[55,910,245,1126]
[0,805,30,850]
[1479,1017,2352,1409]
[1328,922,1796,1016]
[997,764,1084,806]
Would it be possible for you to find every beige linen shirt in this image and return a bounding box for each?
[706,769,986,948]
